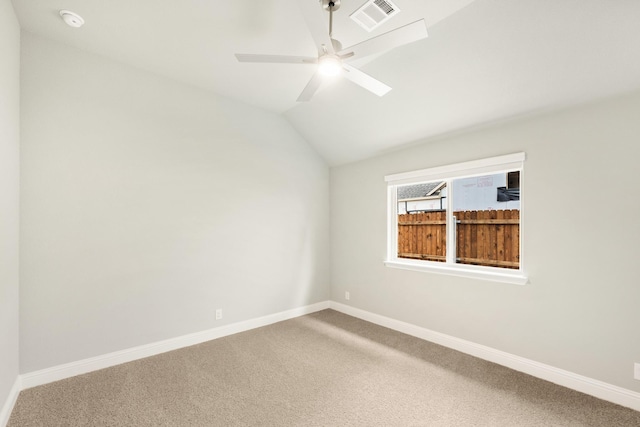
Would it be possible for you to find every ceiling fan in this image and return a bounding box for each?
[235,0,428,102]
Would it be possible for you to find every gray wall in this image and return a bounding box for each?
[19,33,330,373]
[331,90,640,392]
[0,0,20,410]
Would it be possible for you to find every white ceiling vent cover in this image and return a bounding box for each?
[350,0,400,32]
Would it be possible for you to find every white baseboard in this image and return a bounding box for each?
[0,377,21,427]
[329,301,640,412]
[15,300,640,414]
[21,301,330,390]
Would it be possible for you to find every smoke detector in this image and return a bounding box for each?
[350,0,400,32]
[59,10,85,28]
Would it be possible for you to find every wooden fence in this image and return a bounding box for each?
[398,211,447,262]
[398,209,519,269]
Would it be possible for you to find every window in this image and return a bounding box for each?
[385,153,527,285]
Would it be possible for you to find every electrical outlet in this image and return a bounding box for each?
[634,363,640,380]
[215,309,222,320]
[345,291,350,301]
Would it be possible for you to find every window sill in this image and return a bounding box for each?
[384,259,529,285]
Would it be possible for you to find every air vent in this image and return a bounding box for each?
[350,0,400,32]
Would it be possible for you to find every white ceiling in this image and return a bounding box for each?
[12,0,640,166]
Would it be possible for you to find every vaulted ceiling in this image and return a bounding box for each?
[12,0,640,165]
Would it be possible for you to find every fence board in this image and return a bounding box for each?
[513,210,520,265]
[414,214,422,254]
[496,210,505,262]
[463,211,471,262]
[456,211,462,262]
[504,210,512,263]
[470,210,478,260]
[436,213,444,257]
[423,212,430,257]
[480,211,488,263]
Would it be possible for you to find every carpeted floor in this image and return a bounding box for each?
[8,309,640,426]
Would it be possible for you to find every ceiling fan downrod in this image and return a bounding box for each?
[329,1,334,37]
[321,0,341,38]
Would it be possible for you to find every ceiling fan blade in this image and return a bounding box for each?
[342,64,391,97]
[235,54,317,64]
[297,0,335,55]
[297,72,324,102]
[339,19,428,60]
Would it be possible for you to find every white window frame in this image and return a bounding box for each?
[384,153,528,285]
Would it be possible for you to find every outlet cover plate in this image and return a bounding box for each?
[635,363,640,380]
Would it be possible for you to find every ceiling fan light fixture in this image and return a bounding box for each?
[234,0,427,101]
[318,55,342,77]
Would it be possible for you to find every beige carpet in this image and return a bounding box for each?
[8,309,640,426]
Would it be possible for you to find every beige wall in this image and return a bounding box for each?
[0,0,20,413]
[19,33,330,372]
[331,90,640,392]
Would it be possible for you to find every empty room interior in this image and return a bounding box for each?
[2,0,640,425]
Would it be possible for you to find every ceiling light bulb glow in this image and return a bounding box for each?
[318,56,342,77]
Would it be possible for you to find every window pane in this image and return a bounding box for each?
[452,173,520,269]
[396,182,447,262]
